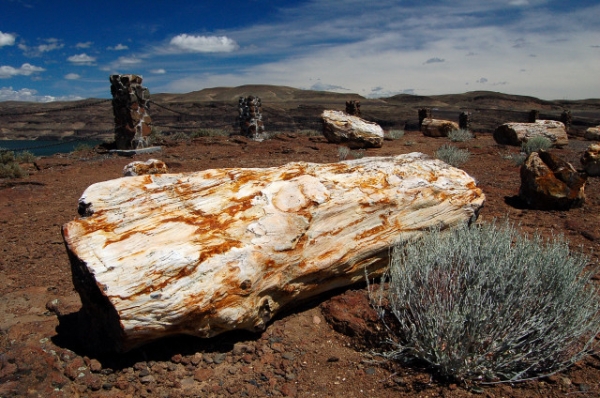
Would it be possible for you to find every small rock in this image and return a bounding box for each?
[89,359,102,373]
[365,367,376,375]
[312,315,321,325]
[327,356,339,363]
[213,353,227,364]
[194,368,214,382]
[241,354,253,364]
[280,382,298,397]
[202,354,214,364]
[171,354,183,364]
[138,368,150,377]
[282,353,295,361]
[191,352,203,365]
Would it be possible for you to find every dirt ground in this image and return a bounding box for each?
[1,130,600,397]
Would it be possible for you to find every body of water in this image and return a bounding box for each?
[0,139,103,157]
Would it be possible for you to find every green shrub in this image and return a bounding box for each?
[522,136,552,154]
[190,128,230,138]
[387,130,405,140]
[16,150,36,163]
[434,144,470,167]
[371,222,600,382]
[338,146,350,161]
[0,149,26,178]
[170,132,191,141]
[448,128,473,142]
[351,149,366,159]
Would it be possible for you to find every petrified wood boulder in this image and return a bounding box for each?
[519,151,586,210]
[420,118,459,138]
[321,110,384,149]
[62,154,485,352]
[494,120,568,147]
[581,143,600,176]
[584,126,600,141]
[123,159,169,176]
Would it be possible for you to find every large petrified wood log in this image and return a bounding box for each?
[62,154,485,352]
[321,110,384,148]
[494,120,568,147]
[420,118,459,138]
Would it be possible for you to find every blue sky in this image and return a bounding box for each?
[0,0,598,102]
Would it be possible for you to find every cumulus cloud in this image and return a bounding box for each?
[150,68,166,74]
[0,63,45,78]
[0,31,16,47]
[76,41,93,49]
[108,43,129,51]
[64,73,80,80]
[19,38,64,56]
[168,34,239,53]
[476,77,488,83]
[309,82,349,92]
[67,53,96,65]
[0,86,82,102]
[424,57,445,64]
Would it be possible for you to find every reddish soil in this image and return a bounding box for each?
[1,131,600,397]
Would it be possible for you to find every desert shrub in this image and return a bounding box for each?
[190,128,230,138]
[403,141,416,147]
[0,149,26,178]
[73,143,92,152]
[387,130,405,140]
[448,128,473,142]
[522,136,552,154]
[16,150,36,163]
[351,149,366,159]
[338,146,350,161]
[170,132,191,141]
[434,144,470,167]
[148,127,166,144]
[297,129,322,137]
[371,222,600,382]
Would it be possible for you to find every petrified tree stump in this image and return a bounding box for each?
[345,100,361,117]
[62,154,485,352]
[418,108,431,129]
[110,74,152,150]
[239,96,266,141]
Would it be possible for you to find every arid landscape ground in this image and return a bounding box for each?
[1,87,600,397]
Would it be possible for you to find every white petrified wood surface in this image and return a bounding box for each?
[63,154,485,351]
[494,120,568,147]
[321,110,384,148]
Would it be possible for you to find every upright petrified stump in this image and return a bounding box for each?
[459,112,471,131]
[62,154,485,352]
[418,108,431,130]
[110,74,152,150]
[345,100,361,117]
[239,96,266,141]
[581,144,600,177]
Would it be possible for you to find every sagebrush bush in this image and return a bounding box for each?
[0,149,26,178]
[522,136,552,154]
[434,144,470,167]
[371,222,600,382]
[387,130,405,140]
[338,146,350,161]
[448,128,473,142]
[190,128,230,138]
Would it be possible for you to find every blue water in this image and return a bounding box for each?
[0,140,103,157]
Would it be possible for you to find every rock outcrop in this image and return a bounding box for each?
[494,120,568,147]
[321,110,384,148]
[421,118,459,138]
[110,74,152,150]
[62,154,485,352]
[123,159,169,176]
[581,144,600,177]
[519,151,586,210]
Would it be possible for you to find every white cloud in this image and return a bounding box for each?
[67,53,96,65]
[37,39,63,53]
[0,86,82,102]
[425,57,445,64]
[76,41,93,49]
[0,63,45,78]
[150,68,166,74]
[509,0,530,6]
[476,77,488,83]
[64,73,80,80]
[108,43,129,51]
[168,34,239,53]
[309,82,349,91]
[0,31,16,47]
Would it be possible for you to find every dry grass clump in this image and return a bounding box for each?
[434,144,470,167]
[371,222,600,383]
[448,128,473,142]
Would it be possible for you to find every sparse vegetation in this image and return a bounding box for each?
[351,149,366,159]
[16,150,36,163]
[148,127,166,145]
[296,129,322,137]
[387,130,405,140]
[170,132,191,141]
[0,149,27,178]
[434,144,470,167]
[522,136,552,154]
[371,221,600,383]
[448,128,473,142]
[403,141,416,147]
[338,146,350,161]
[190,128,230,138]
[73,143,92,153]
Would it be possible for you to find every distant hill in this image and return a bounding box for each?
[1,85,598,140]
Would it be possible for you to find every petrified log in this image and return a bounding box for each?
[584,126,600,141]
[519,151,586,210]
[62,154,485,352]
[494,120,568,147]
[321,110,384,149]
[581,143,600,177]
[420,118,459,138]
[123,159,168,176]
